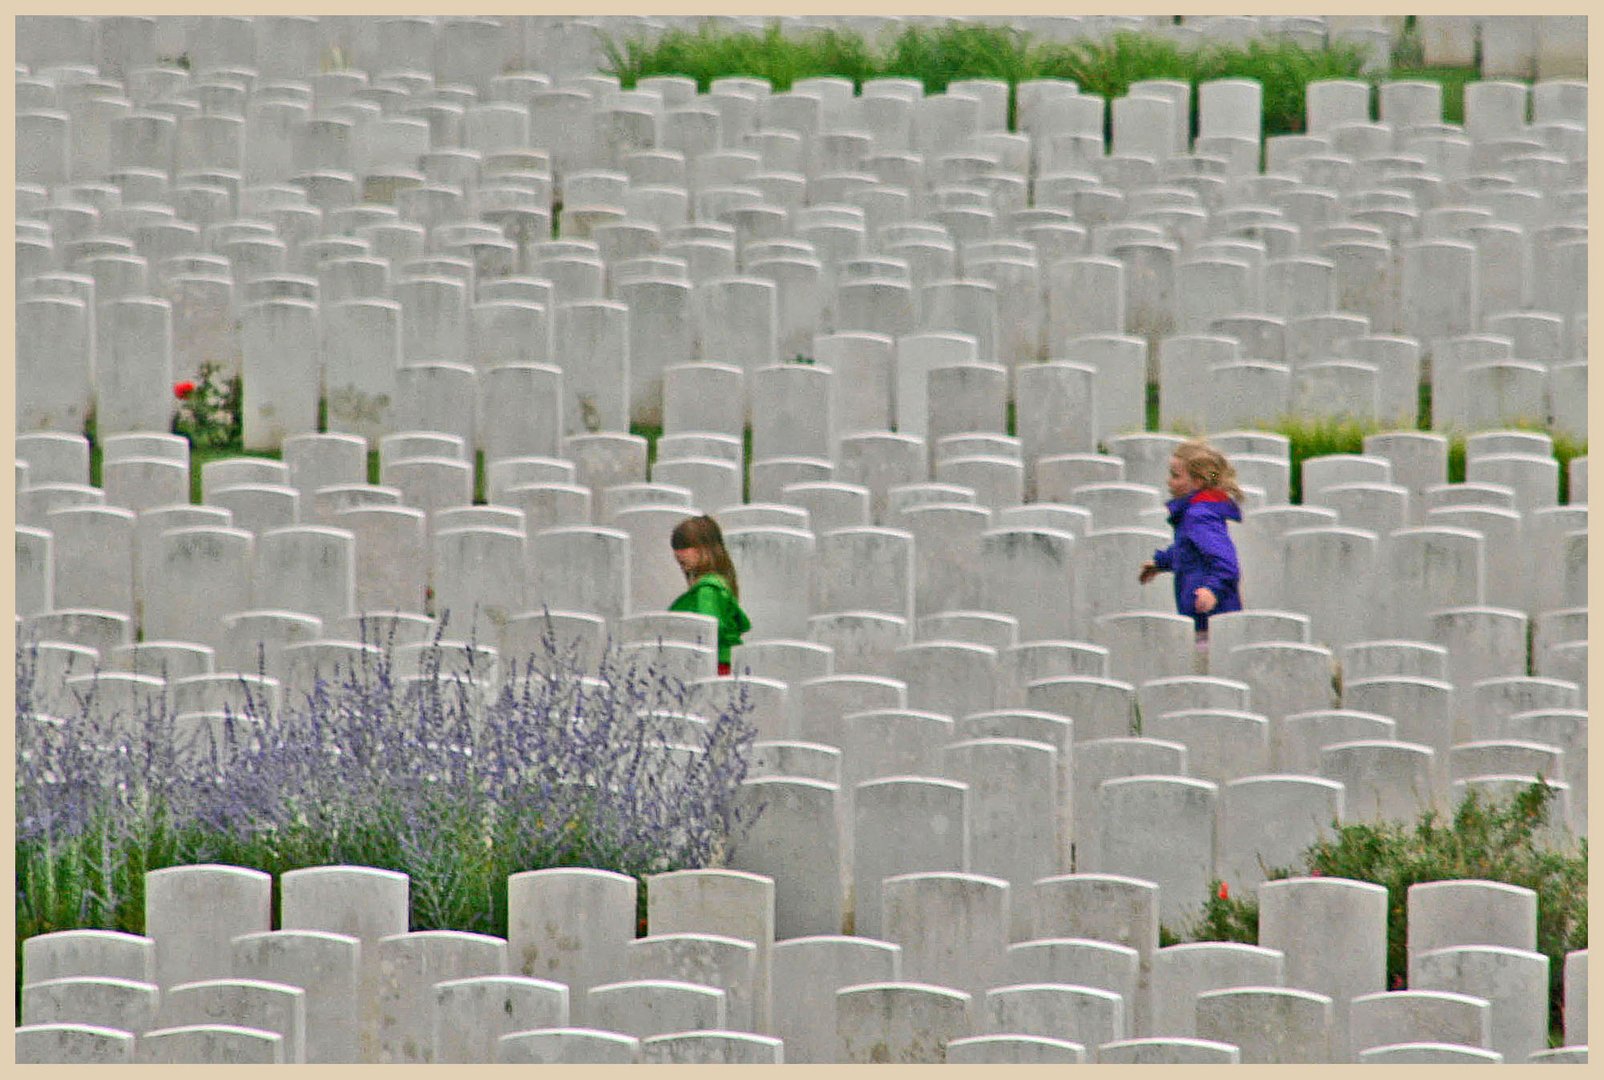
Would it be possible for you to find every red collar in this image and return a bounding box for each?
[1190,488,1232,503]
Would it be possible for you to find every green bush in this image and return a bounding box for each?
[1170,781,1587,1041]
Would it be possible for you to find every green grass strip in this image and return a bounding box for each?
[604,23,1400,137]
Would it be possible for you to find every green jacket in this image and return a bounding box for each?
[668,573,751,666]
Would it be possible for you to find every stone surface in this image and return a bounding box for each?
[834,982,972,1063]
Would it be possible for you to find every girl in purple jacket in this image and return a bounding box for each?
[1138,438,1244,656]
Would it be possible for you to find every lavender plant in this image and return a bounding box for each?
[15,613,762,990]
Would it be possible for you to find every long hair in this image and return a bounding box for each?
[1174,438,1245,505]
[670,514,740,600]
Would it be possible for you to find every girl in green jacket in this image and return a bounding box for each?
[668,514,752,676]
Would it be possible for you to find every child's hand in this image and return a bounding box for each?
[1194,586,1217,614]
[1138,561,1161,585]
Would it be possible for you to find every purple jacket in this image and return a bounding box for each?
[1153,488,1243,630]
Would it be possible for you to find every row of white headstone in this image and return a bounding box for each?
[14,299,1590,456]
[15,16,1383,86]
[16,44,1588,445]
[17,65,1587,187]
[14,865,1589,1063]
[13,14,1589,85]
[19,104,1593,416]
[17,414,1588,634]
[16,605,1591,814]
[14,286,1590,449]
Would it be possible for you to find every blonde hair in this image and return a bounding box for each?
[670,514,740,600]
[1173,438,1244,504]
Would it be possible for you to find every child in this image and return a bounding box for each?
[1138,438,1244,660]
[668,514,751,677]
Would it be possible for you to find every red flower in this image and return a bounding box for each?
[174,380,197,400]
[1391,974,1405,990]
[1217,882,1229,900]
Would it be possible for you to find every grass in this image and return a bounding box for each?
[84,418,283,505]
[1383,16,1478,126]
[188,446,282,505]
[1447,431,1466,488]
[1037,30,1371,137]
[1383,65,1478,126]
[1550,435,1585,507]
[602,21,1469,140]
[1417,378,1584,502]
[1258,415,1376,504]
[742,424,754,503]
[632,422,663,472]
[1144,380,1584,506]
[1245,415,1584,507]
[604,22,880,97]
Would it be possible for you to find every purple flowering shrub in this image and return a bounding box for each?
[15,612,762,961]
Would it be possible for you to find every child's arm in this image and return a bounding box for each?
[1139,543,1175,584]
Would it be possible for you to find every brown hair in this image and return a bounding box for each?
[670,514,740,599]
[1173,438,1244,504]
